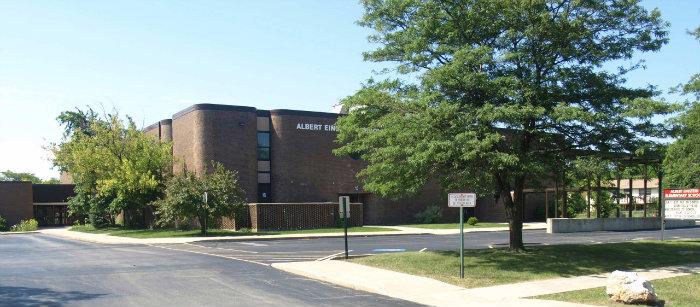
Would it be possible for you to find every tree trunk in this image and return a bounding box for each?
[497,173,525,251]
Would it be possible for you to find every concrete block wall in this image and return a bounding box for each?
[547,217,696,233]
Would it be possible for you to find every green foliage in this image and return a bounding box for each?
[0,215,8,231]
[0,170,57,184]
[10,219,38,232]
[52,108,173,228]
[154,162,246,235]
[663,25,700,188]
[336,0,673,249]
[413,205,442,224]
[566,193,587,217]
[466,217,479,226]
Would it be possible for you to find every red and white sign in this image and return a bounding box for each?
[664,189,700,199]
[664,189,700,219]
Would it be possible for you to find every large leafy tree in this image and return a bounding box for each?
[663,26,700,189]
[52,109,172,227]
[335,0,675,249]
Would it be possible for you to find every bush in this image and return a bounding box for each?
[414,206,442,224]
[0,215,7,231]
[467,217,479,226]
[10,219,38,232]
[154,162,246,235]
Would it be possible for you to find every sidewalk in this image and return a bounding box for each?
[375,222,546,235]
[38,222,546,245]
[272,260,700,307]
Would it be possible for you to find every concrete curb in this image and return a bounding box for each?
[272,260,596,307]
[0,231,40,235]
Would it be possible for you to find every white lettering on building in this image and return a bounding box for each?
[296,123,337,132]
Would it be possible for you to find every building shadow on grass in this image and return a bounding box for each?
[0,286,105,307]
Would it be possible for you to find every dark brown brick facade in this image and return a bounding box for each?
[0,182,33,226]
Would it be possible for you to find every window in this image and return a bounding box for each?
[258,147,270,160]
[257,132,270,147]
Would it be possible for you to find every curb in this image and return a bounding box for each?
[0,230,40,235]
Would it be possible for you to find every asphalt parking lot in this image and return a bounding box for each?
[155,227,700,265]
[0,234,416,307]
[1,227,698,306]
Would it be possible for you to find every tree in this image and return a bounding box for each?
[52,109,172,227]
[335,0,675,250]
[0,170,59,184]
[663,26,700,189]
[154,162,246,235]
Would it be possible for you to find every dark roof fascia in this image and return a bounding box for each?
[143,122,160,132]
[159,119,172,125]
[269,109,339,119]
[173,104,258,120]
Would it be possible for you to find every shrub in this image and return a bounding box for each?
[414,206,442,224]
[155,162,246,235]
[467,217,479,226]
[10,219,39,232]
[0,215,8,231]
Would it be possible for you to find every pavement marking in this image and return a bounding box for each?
[631,237,651,241]
[316,251,352,261]
[185,242,260,253]
[372,248,406,252]
[146,243,270,266]
[238,242,269,247]
[419,248,427,252]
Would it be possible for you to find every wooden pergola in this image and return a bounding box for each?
[526,150,663,220]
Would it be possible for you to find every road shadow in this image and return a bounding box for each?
[0,286,105,307]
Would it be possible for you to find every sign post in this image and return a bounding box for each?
[448,193,476,279]
[663,189,700,241]
[202,192,208,236]
[339,196,351,259]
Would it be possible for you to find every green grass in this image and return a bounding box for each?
[350,240,700,289]
[69,224,396,238]
[533,274,700,307]
[399,223,508,229]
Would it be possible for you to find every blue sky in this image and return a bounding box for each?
[0,0,698,179]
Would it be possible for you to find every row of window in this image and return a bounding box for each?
[257,130,271,202]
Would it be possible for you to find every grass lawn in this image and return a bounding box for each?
[533,274,700,307]
[69,224,396,238]
[350,240,700,289]
[399,223,508,229]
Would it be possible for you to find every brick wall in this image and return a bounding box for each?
[248,202,362,230]
[0,182,33,226]
[269,110,366,202]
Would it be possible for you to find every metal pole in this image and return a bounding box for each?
[554,172,560,218]
[344,203,349,259]
[460,207,464,279]
[658,171,665,241]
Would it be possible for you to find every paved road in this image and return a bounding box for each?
[0,234,417,307]
[174,227,700,265]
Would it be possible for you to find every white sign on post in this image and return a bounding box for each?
[339,196,351,218]
[448,193,476,208]
[664,189,700,219]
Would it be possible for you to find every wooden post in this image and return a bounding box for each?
[643,164,648,217]
[587,177,591,218]
[616,172,621,218]
[628,176,634,218]
[596,176,602,218]
[545,190,549,220]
